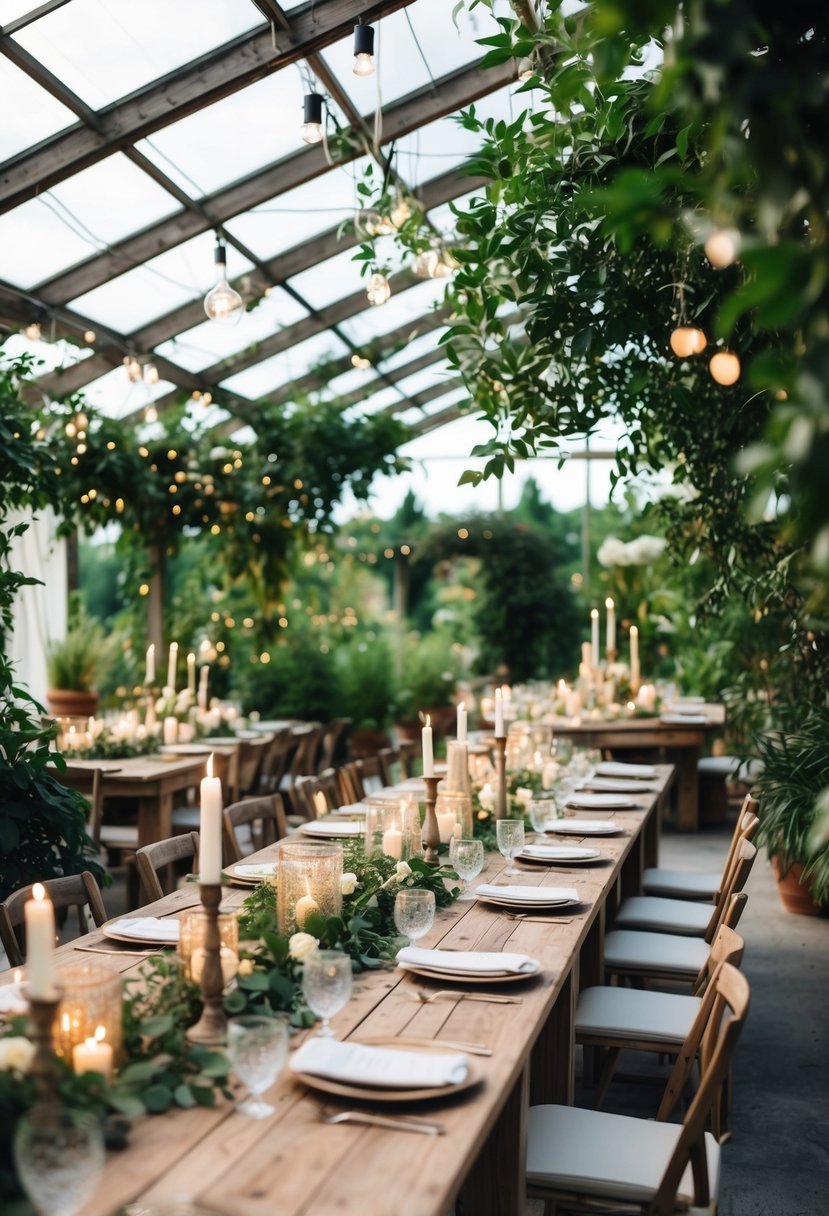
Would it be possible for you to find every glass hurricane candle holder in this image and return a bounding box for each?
[56,961,123,1064]
[178,909,239,987]
[364,797,421,861]
[444,741,471,795]
[434,788,473,843]
[276,840,343,936]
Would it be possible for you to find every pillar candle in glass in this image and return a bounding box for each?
[605,597,616,654]
[163,716,178,745]
[199,754,224,884]
[56,962,123,1063]
[25,883,56,999]
[276,840,342,936]
[73,1027,113,1082]
[435,790,471,842]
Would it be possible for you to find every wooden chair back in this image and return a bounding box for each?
[289,723,325,779]
[236,736,270,797]
[703,838,757,942]
[692,893,748,994]
[378,747,401,787]
[0,873,107,967]
[712,796,759,901]
[223,794,288,862]
[293,771,340,820]
[318,719,352,772]
[52,764,104,843]
[357,755,384,795]
[256,729,293,795]
[337,761,363,804]
[136,832,200,903]
[653,963,751,1212]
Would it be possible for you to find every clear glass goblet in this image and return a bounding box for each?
[14,1106,105,1216]
[301,949,353,1038]
[226,1014,289,1118]
[551,736,573,766]
[496,818,525,876]
[393,888,436,945]
[553,775,580,817]
[453,838,485,900]
[529,797,561,835]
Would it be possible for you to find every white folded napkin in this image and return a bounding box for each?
[232,864,276,879]
[0,983,26,1015]
[290,1036,468,1089]
[108,917,180,942]
[396,946,540,975]
[476,884,578,904]
[521,844,599,862]
[585,777,658,792]
[660,712,708,725]
[302,820,363,836]
[331,802,369,816]
[567,793,634,809]
[596,761,656,779]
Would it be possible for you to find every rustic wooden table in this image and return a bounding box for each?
[65,754,208,846]
[10,766,674,1216]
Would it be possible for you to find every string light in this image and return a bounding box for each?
[24,321,41,341]
[204,236,244,326]
[144,363,159,385]
[301,92,324,145]
[709,350,741,385]
[389,192,412,229]
[351,354,372,369]
[705,228,741,269]
[357,208,395,237]
[145,404,158,422]
[123,355,142,383]
[83,329,96,344]
[669,326,707,357]
[412,241,457,280]
[366,272,391,306]
[353,22,375,76]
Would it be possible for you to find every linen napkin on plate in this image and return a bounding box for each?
[476,884,578,904]
[303,820,363,836]
[290,1036,468,1088]
[232,864,276,879]
[396,946,540,975]
[595,761,657,779]
[0,983,27,1016]
[108,917,180,942]
[520,844,597,861]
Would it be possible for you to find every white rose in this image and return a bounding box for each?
[477,783,495,811]
[341,872,358,896]
[515,787,533,807]
[0,1037,35,1073]
[626,535,666,565]
[597,536,630,568]
[395,861,412,882]
[237,958,255,977]
[289,932,319,962]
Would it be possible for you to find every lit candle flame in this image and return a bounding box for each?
[425,714,431,727]
[207,753,214,779]
[94,1026,106,1042]
[32,882,46,902]
[605,597,614,609]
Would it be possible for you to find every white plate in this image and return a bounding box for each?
[520,845,602,864]
[226,862,276,885]
[584,777,658,792]
[660,713,708,725]
[596,762,656,779]
[102,917,180,945]
[476,893,580,911]
[567,793,636,810]
[330,802,369,818]
[545,819,624,836]
[158,743,212,755]
[300,819,364,838]
[398,962,539,984]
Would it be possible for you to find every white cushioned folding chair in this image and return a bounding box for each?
[527,962,751,1215]
[641,799,758,901]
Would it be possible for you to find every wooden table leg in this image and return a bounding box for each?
[531,969,575,1106]
[672,746,700,832]
[458,1061,529,1216]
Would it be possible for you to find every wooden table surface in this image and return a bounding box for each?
[65,754,208,847]
[11,768,674,1216]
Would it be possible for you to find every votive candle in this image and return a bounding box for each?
[73,1026,113,1082]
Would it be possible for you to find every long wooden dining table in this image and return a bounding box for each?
[11,767,673,1216]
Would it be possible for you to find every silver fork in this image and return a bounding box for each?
[323,1111,444,1135]
[504,912,574,924]
[415,989,523,1006]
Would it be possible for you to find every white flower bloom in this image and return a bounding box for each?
[477,783,495,811]
[515,787,533,807]
[395,861,412,882]
[289,932,319,962]
[0,1037,35,1073]
[626,535,667,565]
[597,536,631,568]
[340,872,358,896]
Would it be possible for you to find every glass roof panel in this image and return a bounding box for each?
[394,361,455,398]
[13,0,261,110]
[224,163,363,261]
[81,366,176,421]
[0,196,98,288]
[68,233,254,333]
[326,365,380,398]
[154,289,309,373]
[134,71,345,200]
[378,329,444,371]
[220,332,350,400]
[286,247,375,311]
[345,384,405,418]
[0,54,75,163]
[1,332,93,375]
[338,279,446,346]
[394,82,518,173]
[0,2,42,22]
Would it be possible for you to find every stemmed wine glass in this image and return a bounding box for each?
[529,797,561,834]
[226,1014,289,1118]
[496,818,525,876]
[393,889,436,945]
[14,1105,105,1216]
[553,775,580,817]
[302,949,353,1038]
[452,839,485,900]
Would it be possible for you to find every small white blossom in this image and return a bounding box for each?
[0,1037,35,1073]
[289,932,319,962]
[237,958,255,977]
[477,783,495,811]
[515,787,533,807]
[341,872,358,896]
[626,535,666,565]
[597,536,630,568]
[395,861,412,882]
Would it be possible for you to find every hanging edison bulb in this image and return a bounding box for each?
[301,92,324,145]
[204,237,244,326]
[353,22,375,76]
[145,404,159,423]
[145,363,160,385]
[351,354,372,370]
[412,247,440,279]
[366,272,391,306]
[704,228,741,269]
[123,355,142,383]
[24,321,41,342]
[83,329,96,345]
[389,192,412,229]
[709,350,741,385]
[669,326,707,357]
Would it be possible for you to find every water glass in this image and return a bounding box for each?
[452,838,485,900]
[529,797,561,834]
[496,818,525,875]
[393,888,436,945]
[553,775,580,817]
[14,1106,105,1216]
[226,1014,289,1118]
[551,737,573,766]
[302,949,353,1038]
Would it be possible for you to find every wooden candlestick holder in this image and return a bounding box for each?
[186,883,228,1046]
[24,986,62,1111]
[421,775,441,866]
[494,735,508,821]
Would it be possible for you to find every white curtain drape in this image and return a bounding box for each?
[8,509,67,705]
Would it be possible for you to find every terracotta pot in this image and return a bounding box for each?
[771,858,827,917]
[47,689,100,718]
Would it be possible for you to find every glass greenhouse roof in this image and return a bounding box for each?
[0,0,523,435]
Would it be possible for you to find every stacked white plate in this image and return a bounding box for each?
[566,792,636,810]
[545,819,624,836]
[660,712,708,725]
[596,761,656,779]
[585,776,658,792]
[226,861,277,885]
[300,819,364,838]
[519,843,602,865]
[475,883,580,910]
[396,945,540,978]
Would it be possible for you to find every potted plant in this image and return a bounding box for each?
[393,631,462,742]
[752,706,829,916]
[46,599,106,718]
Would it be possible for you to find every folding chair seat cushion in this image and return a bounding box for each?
[527,1103,721,1205]
[604,929,710,977]
[614,895,712,936]
[576,985,700,1045]
[642,866,721,900]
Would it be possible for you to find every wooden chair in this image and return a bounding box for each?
[293,770,341,821]
[135,832,200,904]
[339,755,383,802]
[318,718,352,772]
[576,924,745,1130]
[612,832,758,941]
[52,764,142,907]
[336,760,363,804]
[256,728,293,795]
[0,873,107,968]
[288,723,325,779]
[378,747,402,787]
[223,795,288,863]
[527,963,751,1214]
[236,736,271,798]
[642,797,759,901]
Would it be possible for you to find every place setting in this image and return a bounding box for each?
[223,860,278,886]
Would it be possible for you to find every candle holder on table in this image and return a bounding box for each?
[186,883,228,1046]
[25,986,63,1112]
[276,840,343,936]
[56,961,123,1063]
[494,735,508,821]
[179,908,239,986]
[364,798,421,861]
[421,775,441,866]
